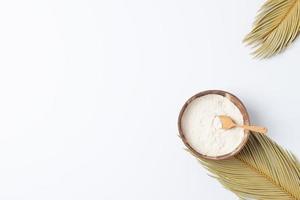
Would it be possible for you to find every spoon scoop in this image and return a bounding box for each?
[218,115,267,134]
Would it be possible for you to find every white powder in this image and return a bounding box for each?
[181,94,245,157]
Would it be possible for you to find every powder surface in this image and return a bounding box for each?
[181,94,245,157]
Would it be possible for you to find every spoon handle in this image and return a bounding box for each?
[240,125,268,134]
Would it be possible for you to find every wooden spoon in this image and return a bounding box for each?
[218,115,267,134]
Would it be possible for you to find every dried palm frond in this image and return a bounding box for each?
[188,133,300,200]
[244,0,300,58]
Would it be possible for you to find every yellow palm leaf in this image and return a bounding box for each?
[244,0,300,58]
[189,134,300,200]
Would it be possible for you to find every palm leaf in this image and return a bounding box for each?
[244,0,300,58]
[189,133,300,200]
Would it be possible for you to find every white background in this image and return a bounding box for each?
[0,0,299,199]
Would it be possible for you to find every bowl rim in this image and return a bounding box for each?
[178,90,250,160]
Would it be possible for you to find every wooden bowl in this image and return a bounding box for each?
[178,90,250,160]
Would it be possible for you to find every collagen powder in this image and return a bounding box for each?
[180,94,245,157]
